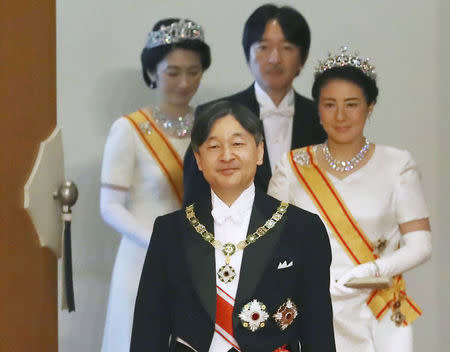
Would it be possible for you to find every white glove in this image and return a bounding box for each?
[330,276,360,298]
[100,187,150,248]
[336,230,431,294]
[333,262,377,297]
[375,230,431,277]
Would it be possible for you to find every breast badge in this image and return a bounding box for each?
[239,299,269,332]
[273,299,298,330]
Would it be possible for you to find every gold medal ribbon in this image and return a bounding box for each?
[125,110,183,204]
[288,146,421,325]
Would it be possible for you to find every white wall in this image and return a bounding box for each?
[437,0,450,348]
[57,0,447,350]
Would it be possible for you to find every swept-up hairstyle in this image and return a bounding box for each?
[141,18,211,88]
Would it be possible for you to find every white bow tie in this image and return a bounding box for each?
[260,105,294,120]
[211,206,243,225]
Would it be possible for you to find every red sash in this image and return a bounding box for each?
[216,286,240,351]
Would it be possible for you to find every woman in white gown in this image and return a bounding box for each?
[99,18,211,352]
[268,47,431,352]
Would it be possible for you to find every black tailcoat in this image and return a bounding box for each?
[131,190,335,352]
[183,85,327,205]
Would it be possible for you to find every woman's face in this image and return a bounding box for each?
[318,79,374,145]
[152,48,203,107]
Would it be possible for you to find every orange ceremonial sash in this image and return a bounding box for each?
[125,109,183,204]
[288,146,421,325]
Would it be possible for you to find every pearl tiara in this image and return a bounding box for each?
[145,19,205,49]
[314,46,377,80]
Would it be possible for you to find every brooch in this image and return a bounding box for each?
[292,149,311,166]
[373,236,387,255]
[139,121,152,135]
[273,299,298,330]
[239,300,269,332]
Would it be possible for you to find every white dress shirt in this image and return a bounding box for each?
[255,82,294,173]
[208,183,255,352]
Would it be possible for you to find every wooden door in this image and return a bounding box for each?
[0,0,58,351]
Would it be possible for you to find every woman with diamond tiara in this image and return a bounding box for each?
[268,47,432,351]
[99,18,210,352]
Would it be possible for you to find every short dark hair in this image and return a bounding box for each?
[242,4,311,64]
[141,18,211,88]
[312,66,379,105]
[191,100,264,151]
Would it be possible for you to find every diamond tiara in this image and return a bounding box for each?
[314,46,377,80]
[145,19,205,49]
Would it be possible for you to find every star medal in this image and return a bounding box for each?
[273,298,298,330]
[239,299,269,332]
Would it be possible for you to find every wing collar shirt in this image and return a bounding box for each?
[208,183,255,352]
[255,81,294,173]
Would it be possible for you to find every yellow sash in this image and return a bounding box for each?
[288,146,421,325]
[125,109,183,205]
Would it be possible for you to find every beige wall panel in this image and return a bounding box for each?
[0,0,57,351]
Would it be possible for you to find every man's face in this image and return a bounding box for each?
[248,19,303,95]
[194,114,264,197]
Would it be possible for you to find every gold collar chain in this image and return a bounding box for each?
[185,201,289,283]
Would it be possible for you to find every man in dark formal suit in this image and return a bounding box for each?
[131,101,335,352]
[183,4,326,204]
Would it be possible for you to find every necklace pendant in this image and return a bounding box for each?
[218,264,236,283]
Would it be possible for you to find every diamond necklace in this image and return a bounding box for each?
[185,202,289,283]
[323,138,370,172]
[152,106,194,138]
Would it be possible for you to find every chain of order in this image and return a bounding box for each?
[185,202,289,260]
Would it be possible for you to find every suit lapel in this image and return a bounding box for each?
[257,137,272,191]
[182,195,216,323]
[233,84,260,115]
[291,91,324,148]
[235,84,272,190]
[234,191,285,326]
[291,91,306,149]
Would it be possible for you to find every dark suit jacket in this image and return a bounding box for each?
[131,190,335,352]
[183,84,327,205]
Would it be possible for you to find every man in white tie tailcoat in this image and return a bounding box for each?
[131,101,335,352]
[183,4,327,205]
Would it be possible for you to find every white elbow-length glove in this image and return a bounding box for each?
[100,187,150,248]
[334,230,432,297]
